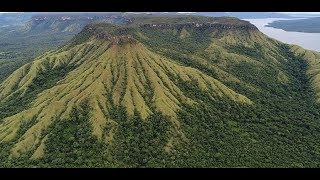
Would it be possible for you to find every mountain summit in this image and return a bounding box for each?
[1,16,320,167]
[0,19,252,159]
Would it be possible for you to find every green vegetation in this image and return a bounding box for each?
[1,16,320,167]
[0,102,172,168]
[0,61,75,120]
[169,44,320,167]
[0,13,134,82]
[0,27,77,82]
[39,102,110,168]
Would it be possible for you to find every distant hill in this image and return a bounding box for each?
[22,13,132,33]
[266,17,320,33]
[0,13,33,27]
[0,13,131,82]
[124,12,295,19]
[195,12,294,19]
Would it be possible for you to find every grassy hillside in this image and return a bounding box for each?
[1,16,320,167]
[0,13,131,82]
[0,25,77,83]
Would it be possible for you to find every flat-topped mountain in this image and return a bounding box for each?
[1,16,320,167]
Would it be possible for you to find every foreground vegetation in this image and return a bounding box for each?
[1,16,320,167]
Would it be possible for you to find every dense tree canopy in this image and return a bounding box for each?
[1,19,320,167]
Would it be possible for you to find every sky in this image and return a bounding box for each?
[280,12,320,14]
[1,12,320,15]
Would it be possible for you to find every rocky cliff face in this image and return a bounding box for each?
[139,22,258,30]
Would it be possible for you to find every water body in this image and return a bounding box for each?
[244,18,320,52]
